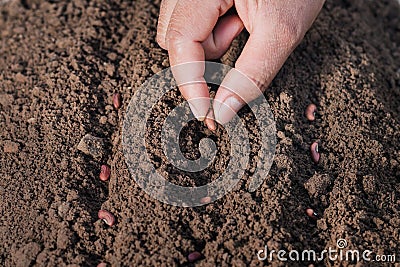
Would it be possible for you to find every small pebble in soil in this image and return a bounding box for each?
[188,251,203,262]
[306,208,318,220]
[99,165,111,181]
[200,196,212,204]
[113,93,121,109]
[310,142,320,163]
[98,210,116,226]
[305,103,317,121]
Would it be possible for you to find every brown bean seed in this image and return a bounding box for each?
[310,142,320,163]
[97,263,107,267]
[99,164,111,181]
[113,93,121,109]
[200,196,211,204]
[98,210,115,226]
[305,104,317,121]
[306,208,318,220]
[204,108,216,131]
[188,251,203,262]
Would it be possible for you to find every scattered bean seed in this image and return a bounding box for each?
[305,104,317,121]
[188,251,203,262]
[98,210,115,226]
[310,142,320,163]
[113,93,121,109]
[99,164,111,181]
[200,196,211,204]
[306,208,318,220]
[204,108,216,131]
[97,263,107,267]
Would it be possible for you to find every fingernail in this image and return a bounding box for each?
[215,96,244,125]
[188,99,209,121]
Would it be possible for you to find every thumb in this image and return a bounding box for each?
[213,24,302,124]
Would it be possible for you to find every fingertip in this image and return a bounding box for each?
[213,94,245,125]
[156,33,167,50]
[188,102,209,121]
[213,67,263,124]
[171,61,210,121]
[186,93,210,121]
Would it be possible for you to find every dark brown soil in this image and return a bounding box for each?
[1,0,400,266]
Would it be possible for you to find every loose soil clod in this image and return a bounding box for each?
[99,165,111,181]
[3,140,19,153]
[113,93,121,109]
[305,104,317,121]
[98,210,116,226]
[188,251,203,262]
[306,208,318,220]
[310,142,320,163]
[77,134,106,159]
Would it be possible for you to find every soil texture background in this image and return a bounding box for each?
[0,0,400,266]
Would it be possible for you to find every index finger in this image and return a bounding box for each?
[166,0,233,120]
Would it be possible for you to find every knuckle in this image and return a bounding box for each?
[166,27,186,47]
[275,17,303,47]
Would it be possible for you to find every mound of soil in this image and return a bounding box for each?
[0,0,399,266]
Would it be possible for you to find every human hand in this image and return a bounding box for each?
[157,0,325,130]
